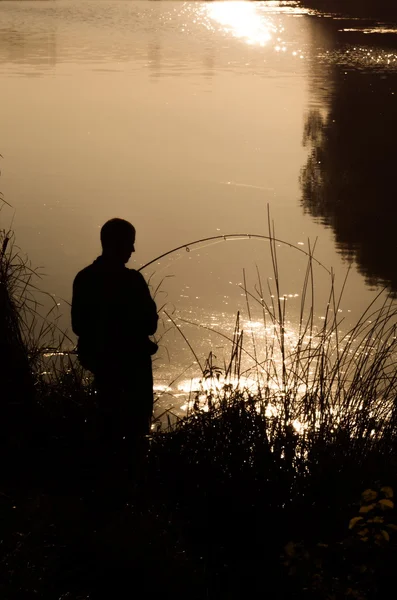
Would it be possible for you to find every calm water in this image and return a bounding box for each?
[1,1,396,408]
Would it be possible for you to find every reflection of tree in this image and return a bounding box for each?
[203,45,215,79]
[304,0,397,19]
[148,39,162,79]
[147,33,215,80]
[301,70,397,291]
[0,28,57,67]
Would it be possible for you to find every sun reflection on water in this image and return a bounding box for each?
[176,372,311,434]
[205,1,276,47]
[153,303,395,434]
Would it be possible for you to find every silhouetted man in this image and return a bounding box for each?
[71,218,158,442]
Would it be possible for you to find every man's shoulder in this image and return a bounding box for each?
[73,261,99,286]
[126,267,144,279]
[73,262,148,292]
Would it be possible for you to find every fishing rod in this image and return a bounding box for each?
[138,233,331,274]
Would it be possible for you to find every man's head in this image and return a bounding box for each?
[100,218,136,263]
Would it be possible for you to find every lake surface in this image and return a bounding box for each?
[1,0,396,411]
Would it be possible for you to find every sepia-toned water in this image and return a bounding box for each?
[1,1,396,413]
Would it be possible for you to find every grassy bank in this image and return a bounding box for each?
[1,221,397,599]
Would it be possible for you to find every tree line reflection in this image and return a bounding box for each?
[302,18,397,294]
[0,28,57,68]
[1,4,396,294]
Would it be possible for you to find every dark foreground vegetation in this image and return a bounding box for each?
[2,221,397,599]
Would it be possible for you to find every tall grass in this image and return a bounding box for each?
[0,223,96,464]
[154,214,397,456]
[0,229,35,396]
[2,196,397,598]
[2,196,397,462]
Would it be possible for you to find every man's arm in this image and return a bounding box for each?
[134,271,158,336]
[71,272,85,337]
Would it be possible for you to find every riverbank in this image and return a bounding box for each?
[2,227,397,599]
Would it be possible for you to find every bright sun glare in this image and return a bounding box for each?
[206,1,275,46]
